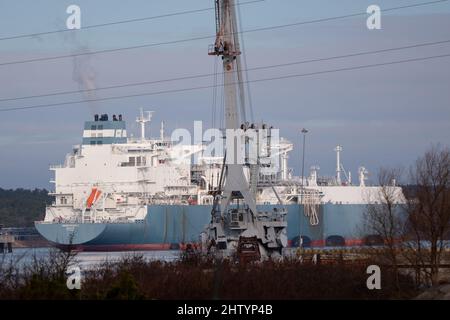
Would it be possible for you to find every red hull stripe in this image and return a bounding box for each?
[61,238,368,252]
[73,243,172,252]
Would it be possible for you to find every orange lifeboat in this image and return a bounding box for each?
[86,188,102,208]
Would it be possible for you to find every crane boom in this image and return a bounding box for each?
[209,0,256,215]
[206,1,287,261]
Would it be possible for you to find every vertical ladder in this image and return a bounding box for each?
[249,164,259,197]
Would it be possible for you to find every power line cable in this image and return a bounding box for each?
[0,0,265,42]
[0,0,447,67]
[1,38,449,103]
[1,53,449,113]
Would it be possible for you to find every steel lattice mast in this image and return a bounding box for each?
[209,0,257,216]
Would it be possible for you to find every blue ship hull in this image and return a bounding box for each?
[35,204,369,251]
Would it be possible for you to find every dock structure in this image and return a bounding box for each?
[0,225,14,253]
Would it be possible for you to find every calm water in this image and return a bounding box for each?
[1,247,181,270]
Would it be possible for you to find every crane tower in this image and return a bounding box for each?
[205,0,287,261]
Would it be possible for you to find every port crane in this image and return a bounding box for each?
[205,0,287,261]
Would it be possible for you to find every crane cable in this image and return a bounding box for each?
[237,0,255,123]
[211,57,219,129]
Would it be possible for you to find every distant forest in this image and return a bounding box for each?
[0,188,51,227]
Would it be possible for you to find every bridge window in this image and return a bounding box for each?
[121,156,146,167]
[136,156,146,166]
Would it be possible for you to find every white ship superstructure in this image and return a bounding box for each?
[47,112,198,224]
[45,111,296,225]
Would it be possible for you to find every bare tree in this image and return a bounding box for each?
[364,167,405,289]
[405,145,450,286]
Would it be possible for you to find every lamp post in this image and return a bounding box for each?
[299,128,308,248]
[301,128,308,195]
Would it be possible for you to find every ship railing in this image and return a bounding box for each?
[36,219,140,224]
[35,221,57,224]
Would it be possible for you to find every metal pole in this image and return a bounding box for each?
[301,128,308,198]
[300,128,308,248]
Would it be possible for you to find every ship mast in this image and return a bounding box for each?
[136,108,153,141]
[335,145,342,185]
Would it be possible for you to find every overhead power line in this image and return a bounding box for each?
[0,0,448,68]
[1,38,449,103]
[1,53,449,113]
[0,0,264,42]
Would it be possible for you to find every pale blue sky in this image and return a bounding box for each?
[0,0,449,188]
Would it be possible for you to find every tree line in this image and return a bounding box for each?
[0,188,51,227]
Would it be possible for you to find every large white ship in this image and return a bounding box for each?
[35,111,403,250]
[35,0,405,251]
